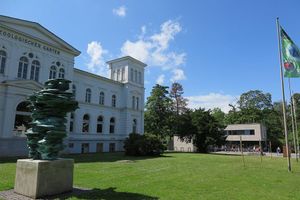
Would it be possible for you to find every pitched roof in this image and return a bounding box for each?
[0,15,80,56]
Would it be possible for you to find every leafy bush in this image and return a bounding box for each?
[124,133,165,156]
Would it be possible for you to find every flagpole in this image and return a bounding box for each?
[276,17,291,171]
[288,78,298,162]
[292,94,300,160]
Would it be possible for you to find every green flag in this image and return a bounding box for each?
[281,27,300,77]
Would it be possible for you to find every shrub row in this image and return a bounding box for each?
[124,133,165,156]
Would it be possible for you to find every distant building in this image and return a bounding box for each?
[171,135,196,152]
[224,123,267,150]
[225,123,267,142]
[171,123,267,152]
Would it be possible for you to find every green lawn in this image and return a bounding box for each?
[1,153,300,200]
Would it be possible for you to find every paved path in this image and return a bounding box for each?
[212,151,299,158]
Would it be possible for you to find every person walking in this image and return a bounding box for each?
[277,146,281,156]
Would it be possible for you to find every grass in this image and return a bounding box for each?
[1,152,300,199]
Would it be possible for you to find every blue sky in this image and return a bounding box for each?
[2,0,300,112]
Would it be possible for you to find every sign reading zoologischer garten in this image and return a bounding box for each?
[0,28,60,55]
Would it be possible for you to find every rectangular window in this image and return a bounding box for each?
[69,121,74,132]
[109,143,116,152]
[96,143,103,152]
[68,143,74,148]
[227,129,255,135]
[132,96,135,109]
[81,143,89,153]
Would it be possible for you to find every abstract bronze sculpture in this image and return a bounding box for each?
[26,79,78,160]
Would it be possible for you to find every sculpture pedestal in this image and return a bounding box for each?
[14,159,74,199]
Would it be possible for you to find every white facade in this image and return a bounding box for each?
[172,136,196,152]
[0,15,146,156]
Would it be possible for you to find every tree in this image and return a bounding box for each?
[169,82,188,115]
[169,82,188,136]
[211,108,225,126]
[179,108,225,153]
[238,90,272,110]
[224,104,242,124]
[124,133,165,156]
[144,84,173,140]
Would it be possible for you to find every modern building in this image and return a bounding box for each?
[224,123,267,149]
[0,15,146,157]
[171,123,267,152]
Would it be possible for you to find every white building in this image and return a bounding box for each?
[171,135,196,152]
[0,15,146,156]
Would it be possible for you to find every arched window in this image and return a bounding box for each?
[117,69,120,81]
[49,66,57,79]
[136,97,139,110]
[97,116,103,133]
[72,84,76,99]
[14,101,31,136]
[132,96,135,109]
[69,112,75,132]
[134,70,137,82]
[58,68,65,78]
[109,117,115,134]
[18,57,28,79]
[82,114,90,133]
[99,92,105,105]
[112,95,116,107]
[132,119,137,133]
[130,68,134,81]
[138,72,142,83]
[121,68,125,81]
[30,60,40,81]
[112,70,116,80]
[0,50,7,74]
[85,88,91,103]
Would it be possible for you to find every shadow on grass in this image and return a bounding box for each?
[66,152,172,164]
[0,156,26,164]
[53,187,158,200]
[0,152,172,164]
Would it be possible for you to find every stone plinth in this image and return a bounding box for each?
[14,159,74,199]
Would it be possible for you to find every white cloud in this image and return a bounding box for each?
[151,20,181,51]
[156,74,165,85]
[170,68,186,82]
[86,41,108,76]
[113,6,126,17]
[186,93,238,113]
[120,20,186,72]
[121,40,151,62]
